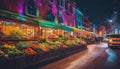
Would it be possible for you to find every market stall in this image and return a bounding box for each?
[38,20,61,40]
[0,9,39,41]
[70,27,84,37]
[61,25,74,39]
[0,9,87,69]
[0,9,39,69]
[82,31,95,44]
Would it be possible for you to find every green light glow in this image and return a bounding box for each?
[36,8,39,17]
[18,15,26,21]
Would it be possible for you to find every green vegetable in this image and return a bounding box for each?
[16,42,31,50]
[9,30,25,39]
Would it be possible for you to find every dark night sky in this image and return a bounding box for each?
[73,0,115,27]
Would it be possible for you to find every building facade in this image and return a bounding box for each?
[63,0,76,27]
[75,9,83,29]
[82,15,93,32]
[97,21,117,37]
[0,0,76,27]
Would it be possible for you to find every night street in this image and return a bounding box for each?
[39,43,120,69]
[1,0,120,69]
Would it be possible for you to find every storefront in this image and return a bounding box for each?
[35,19,61,40]
[0,9,87,69]
[0,10,39,41]
[61,25,74,38]
[71,27,84,37]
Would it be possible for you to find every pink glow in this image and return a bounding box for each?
[64,20,68,26]
[38,3,42,7]
[62,13,67,26]
[18,2,24,14]
[52,7,57,14]
[36,0,42,7]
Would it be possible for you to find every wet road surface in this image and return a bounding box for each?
[39,43,120,69]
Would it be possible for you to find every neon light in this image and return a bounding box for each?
[52,7,57,14]
[39,3,42,7]
[36,9,39,17]
[18,15,25,21]
[36,0,42,7]
[18,2,24,14]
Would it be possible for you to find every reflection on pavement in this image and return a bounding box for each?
[40,43,118,69]
[105,48,118,69]
[65,43,108,69]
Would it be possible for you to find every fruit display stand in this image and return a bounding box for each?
[25,45,86,67]
[24,36,87,67]
[0,10,88,69]
[24,25,87,67]
[82,31,96,45]
[0,9,40,68]
[0,29,87,68]
[0,42,86,69]
[34,41,62,63]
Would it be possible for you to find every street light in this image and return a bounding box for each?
[108,19,113,23]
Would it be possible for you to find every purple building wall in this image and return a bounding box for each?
[0,0,76,27]
[51,0,76,27]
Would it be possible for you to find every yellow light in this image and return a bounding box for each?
[109,39,113,42]
[105,38,108,41]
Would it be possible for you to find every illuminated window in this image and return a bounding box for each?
[25,0,37,17]
[45,10,55,22]
[0,20,38,40]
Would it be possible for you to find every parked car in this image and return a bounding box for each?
[107,34,120,48]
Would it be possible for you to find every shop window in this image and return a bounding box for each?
[45,10,55,22]
[11,22,17,26]
[0,20,38,40]
[34,27,39,39]
[40,27,43,36]
[39,27,44,40]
